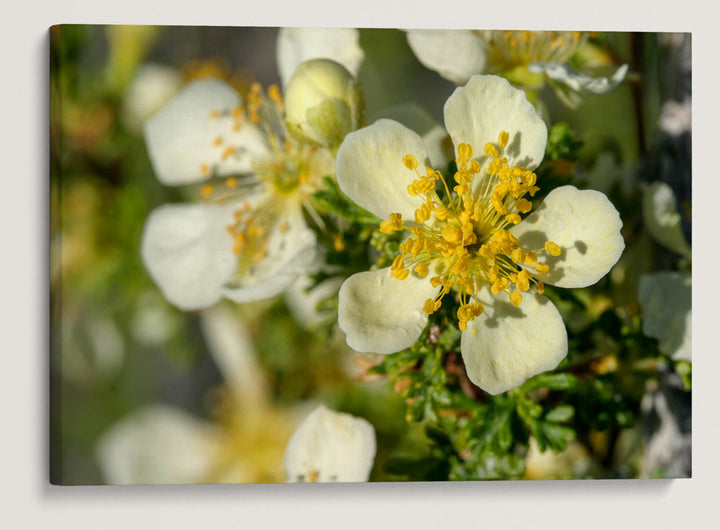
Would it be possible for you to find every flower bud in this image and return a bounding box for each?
[283,58,364,149]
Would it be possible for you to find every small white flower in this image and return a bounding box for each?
[639,272,691,361]
[406,30,627,107]
[142,29,365,311]
[284,404,376,483]
[335,75,624,395]
[141,78,331,310]
[641,181,691,257]
[96,306,296,485]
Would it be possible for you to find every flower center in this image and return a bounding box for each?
[476,30,587,71]
[198,83,332,272]
[380,131,562,331]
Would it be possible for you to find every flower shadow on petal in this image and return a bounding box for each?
[480,293,553,329]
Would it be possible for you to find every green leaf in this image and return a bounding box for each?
[545,405,575,423]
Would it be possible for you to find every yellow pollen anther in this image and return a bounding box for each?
[544,241,562,256]
[484,142,499,159]
[221,146,236,160]
[392,268,410,281]
[516,198,533,213]
[225,177,238,188]
[209,109,221,119]
[414,262,429,278]
[498,131,509,149]
[201,164,210,176]
[213,136,223,147]
[403,154,418,170]
[201,184,213,198]
[505,214,521,225]
[380,212,403,234]
[509,291,522,307]
[536,281,545,294]
[536,262,550,274]
[267,84,283,108]
[456,143,473,163]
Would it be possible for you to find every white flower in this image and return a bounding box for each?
[658,99,691,137]
[642,181,691,257]
[284,404,376,483]
[141,77,331,310]
[406,30,627,107]
[335,75,624,395]
[96,305,297,484]
[639,272,691,361]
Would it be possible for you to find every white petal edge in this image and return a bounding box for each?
[141,203,238,311]
[641,181,691,257]
[406,29,487,84]
[338,267,439,354]
[284,404,376,483]
[222,207,317,303]
[336,119,429,221]
[143,78,267,185]
[444,75,547,193]
[510,185,625,288]
[639,272,692,361]
[96,405,221,485]
[277,28,364,87]
[529,62,629,94]
[461,286,568,395]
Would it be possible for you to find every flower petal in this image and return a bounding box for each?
[338,267,439,354]
[461,286,568,395]
[284,404,376,483]
[96,405,221,485]
[122,63,183,132]
[199,305,269,405]
[336,119,429,220]
[143,78,267,185]
[141,202,237,311]
[406,29,486,84]
[277,28,364,87]
[222,207,317,303]
[639,272,692,361]
[529,62,628,94]
[510,185,624,288]
[642,181,691,257]
[443,75,547,191]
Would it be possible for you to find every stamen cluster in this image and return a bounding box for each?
[380,131,563,330]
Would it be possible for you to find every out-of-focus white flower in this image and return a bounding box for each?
[121,63,183,132]
[284,404,376,483]
[406,29,627,108]
[283,58,364,149]
[335,75,624,395]
[96,305,298,484]
[524,437,593,480]
[141,29,367,312]
[642,181,691,257]
[141,78,330,311]
[658,99,691,137]
[639,272,691,361]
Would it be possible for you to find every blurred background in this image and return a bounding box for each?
[50,26,691,484]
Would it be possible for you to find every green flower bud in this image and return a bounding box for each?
[284,58,364,150]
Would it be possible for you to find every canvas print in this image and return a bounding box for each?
[50,26,691,484]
